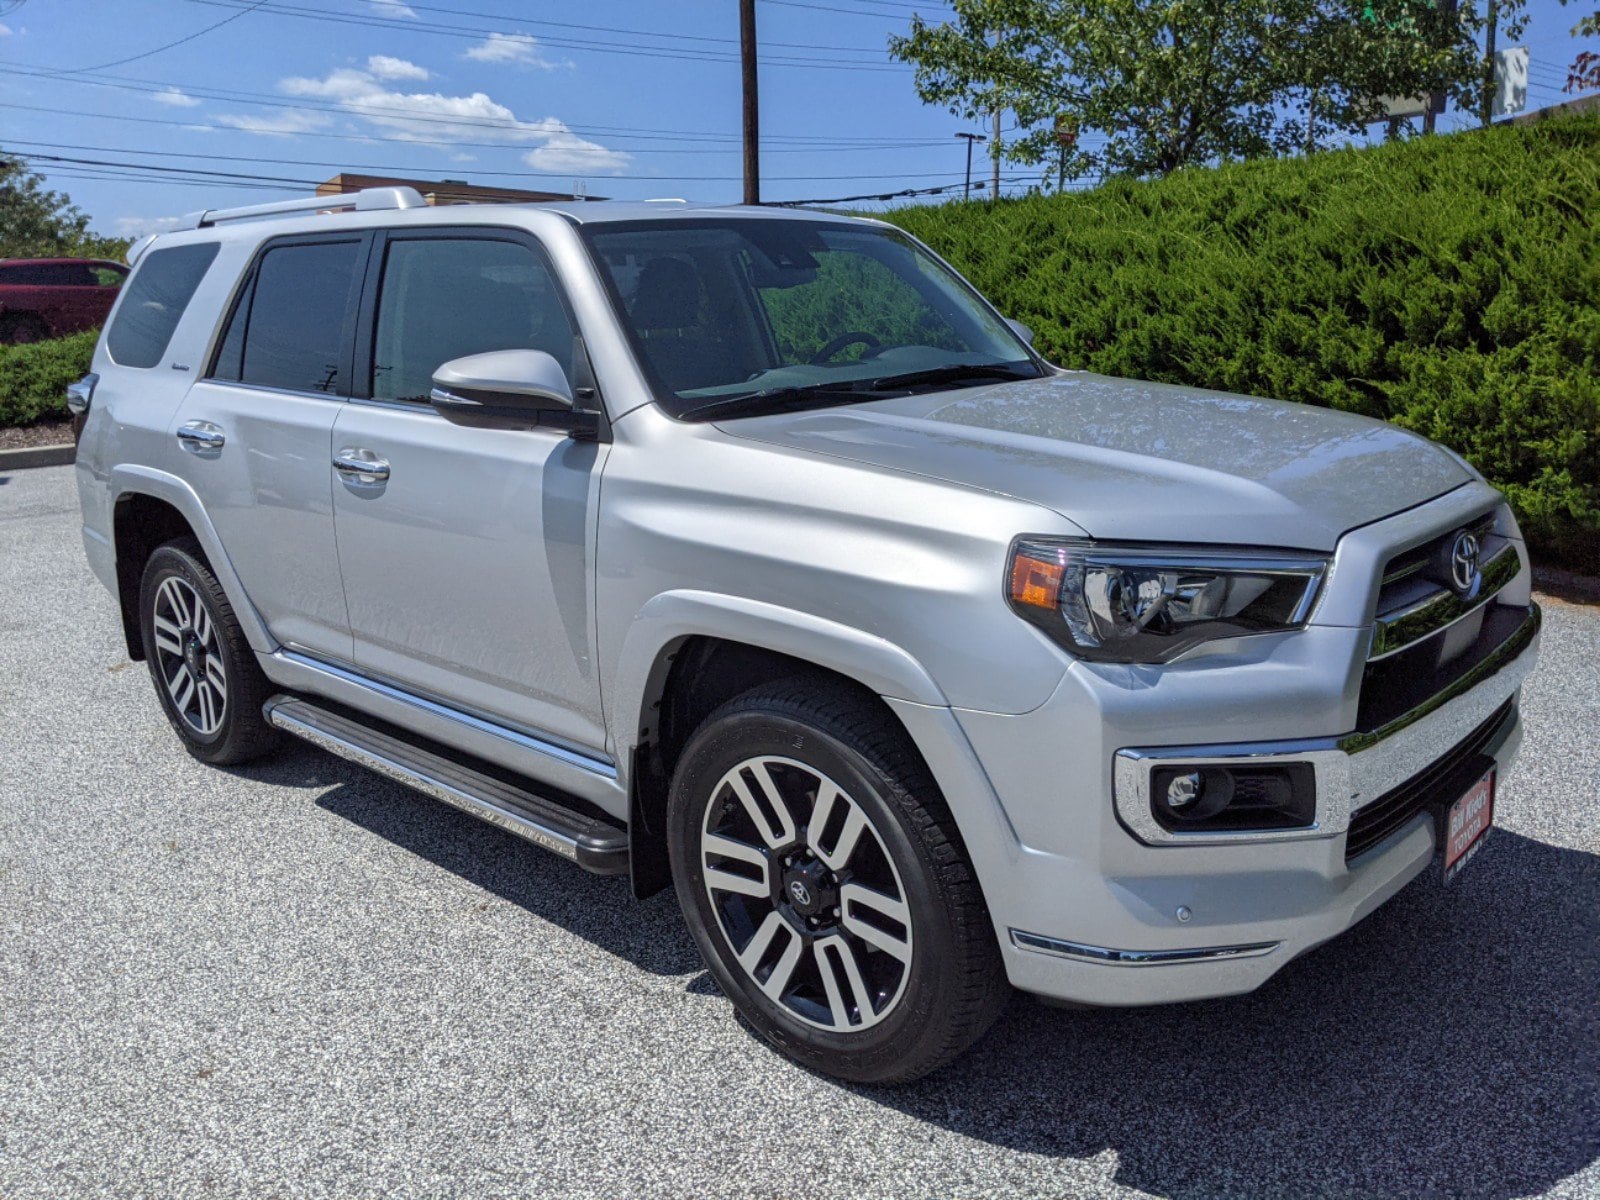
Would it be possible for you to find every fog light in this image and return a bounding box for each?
[1166,772,1201,809]
[1150,764,1316,833]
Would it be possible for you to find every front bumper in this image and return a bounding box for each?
[940,601,1539,1008]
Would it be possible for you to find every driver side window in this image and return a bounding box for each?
[371,236,576,404]
[757,249,963,365]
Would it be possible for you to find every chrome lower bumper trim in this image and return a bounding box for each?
[1114,603,1540,847]
[1010,930,1281,967]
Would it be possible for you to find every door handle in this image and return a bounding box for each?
[176,421,225,452]
[333,448,391,484]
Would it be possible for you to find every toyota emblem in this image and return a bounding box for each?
[1450,531,1481,595]
[788,879,811,907]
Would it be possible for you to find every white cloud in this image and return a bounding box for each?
[216,109,333,137]
[114,215,185,238]
[151,87,200,108]
[0,22,12,35]
[522,124,631,174]
[274,64,629,173]
[368,0,417,17]
[366,55,428,82]
[463,32,561,69]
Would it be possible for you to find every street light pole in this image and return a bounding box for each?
[955,132,986,200]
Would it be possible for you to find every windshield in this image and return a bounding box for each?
[582,218,1042,419]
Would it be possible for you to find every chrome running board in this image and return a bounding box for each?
[263,695,629,875]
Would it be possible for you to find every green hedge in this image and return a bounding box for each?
[888,116,1600,572]
[0,329,98,426]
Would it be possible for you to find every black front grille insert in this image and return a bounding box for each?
[1344,698,1514,863]
[1358,603,1529,733]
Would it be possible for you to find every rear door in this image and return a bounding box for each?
[175,232,369,663]
[329,227,610,753]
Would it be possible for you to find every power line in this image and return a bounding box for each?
[0,101,962,154]
[760,0,948,18]
[12,147,1018,185]
[178,0,908,70]
[68,0,267,72]
[0,66,934,146]
[183,0,897,57]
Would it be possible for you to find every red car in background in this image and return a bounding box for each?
[0,258,128,344]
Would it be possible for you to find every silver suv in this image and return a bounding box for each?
[72,187,1540,1082]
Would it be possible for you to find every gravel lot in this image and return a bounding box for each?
[2,463,1597,1200]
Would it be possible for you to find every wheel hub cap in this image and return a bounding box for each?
[779,857,835,919]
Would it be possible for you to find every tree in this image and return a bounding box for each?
[888,1,1522,187]
[0,157,128,261]
[1561,1,1600,92]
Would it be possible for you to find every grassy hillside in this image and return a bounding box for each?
[887,117,1600,572]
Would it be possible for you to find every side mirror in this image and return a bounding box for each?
[430,349,576,425]
[1006,318,1034,346]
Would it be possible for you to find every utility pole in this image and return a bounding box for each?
[740,0,760,205]
[955,132,986,199]
[990,106,1001,200]
[1480,0,1499,127]
[990,25,1002,201]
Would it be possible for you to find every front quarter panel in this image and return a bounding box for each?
[597,404,1082,758]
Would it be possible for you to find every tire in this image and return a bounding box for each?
[0,313,49,345]
[138,538,278,765]
[667,679,1009,1084]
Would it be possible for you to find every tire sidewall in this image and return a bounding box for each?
[668,704,969,1079]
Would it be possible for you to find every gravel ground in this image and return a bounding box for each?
[0,418,75,451]
[2,463,1596,1200]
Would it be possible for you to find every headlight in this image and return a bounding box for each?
[1007,539,1328,663]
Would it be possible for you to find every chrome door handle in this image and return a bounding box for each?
[332,449,391,483]
[176,421,225,452]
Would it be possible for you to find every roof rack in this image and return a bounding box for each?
[174,186,427,231]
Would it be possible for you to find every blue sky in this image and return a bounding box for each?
[0,0,1590,238]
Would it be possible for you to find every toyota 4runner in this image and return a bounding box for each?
[71,187,1540,1082]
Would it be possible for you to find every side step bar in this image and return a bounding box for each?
[263,695,629,875]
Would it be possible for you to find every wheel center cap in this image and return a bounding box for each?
[780,859,834,918]
[183,636,203,677]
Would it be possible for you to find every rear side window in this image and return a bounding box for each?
[213,239,363,395]
[106,244,219,369]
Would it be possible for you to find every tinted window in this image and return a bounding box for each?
[1,261,99,286]
[237,240,363,394]
[91,265,128,288]
[372,237,576,403]
[106,243,219,369]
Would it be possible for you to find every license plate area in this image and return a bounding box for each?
[1439,770,1494,883]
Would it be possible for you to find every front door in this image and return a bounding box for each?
[329,229,609,754]
[177,233,369,664]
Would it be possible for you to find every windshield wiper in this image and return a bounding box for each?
[865,363,1040,391]
[678,383,881,422]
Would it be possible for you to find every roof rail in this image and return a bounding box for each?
[174,186,428,231]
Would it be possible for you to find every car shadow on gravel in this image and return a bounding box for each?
[239,747,704,979]
[859,828,1600,1199]
[248,747,1597,1197]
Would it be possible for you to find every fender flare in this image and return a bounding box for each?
[109,463,278,655]
[609,589,949,761]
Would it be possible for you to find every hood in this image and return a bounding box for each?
[714,372,1471,550]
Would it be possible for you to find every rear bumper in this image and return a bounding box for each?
[912,604,1538,1008]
